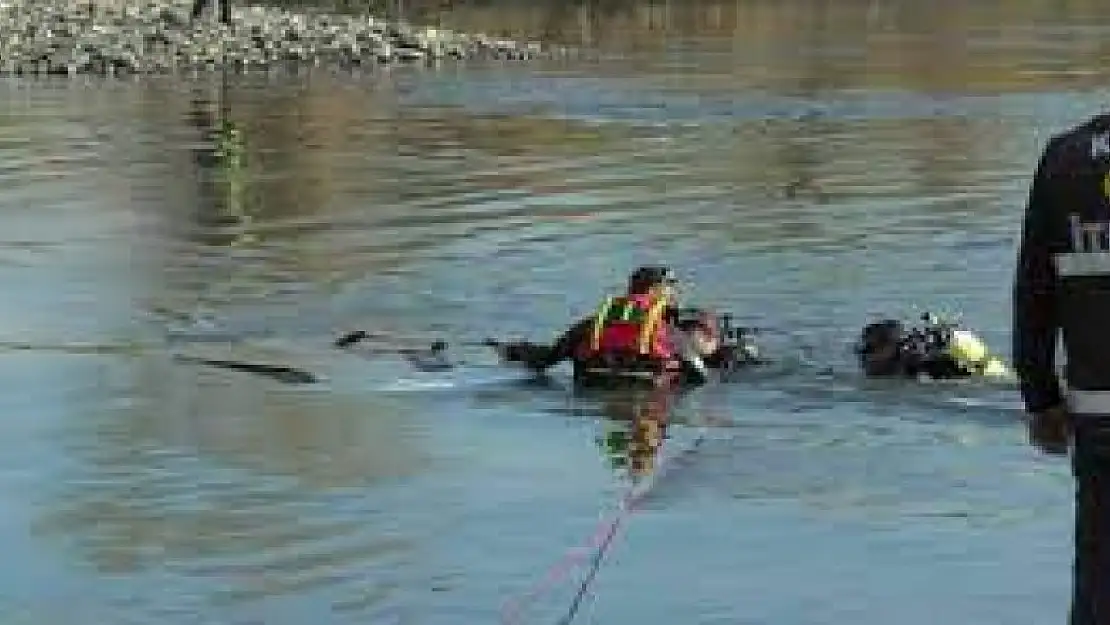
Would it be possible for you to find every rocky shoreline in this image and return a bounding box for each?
[0,0,558,76]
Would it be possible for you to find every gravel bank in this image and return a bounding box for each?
[0,0,559,75]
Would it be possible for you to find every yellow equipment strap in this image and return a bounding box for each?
[590,296,617,351]
[637,296,668,355]
[588,295,668,355]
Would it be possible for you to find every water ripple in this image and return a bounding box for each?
[0,5,1096,622]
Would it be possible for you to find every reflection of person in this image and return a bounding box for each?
[190,0,230,24]
[187,85,253,247]
[1012,114,1110,625]
[595,391,673,479]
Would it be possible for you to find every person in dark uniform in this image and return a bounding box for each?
[1013,113,1110,625]
[191,0,230,24]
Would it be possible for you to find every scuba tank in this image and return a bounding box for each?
[947,329,1013,378]
[920,313,1014,379]
[947,329,987,368]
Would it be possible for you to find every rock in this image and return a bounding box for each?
[396,46,423,62]
[0,0,566,75]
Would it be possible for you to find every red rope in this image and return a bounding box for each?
[499,427,706,625]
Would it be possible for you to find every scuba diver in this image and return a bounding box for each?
[497,265,763,390]
[855,312,1012,380]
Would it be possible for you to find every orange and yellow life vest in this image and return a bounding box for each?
[576,293,675,360]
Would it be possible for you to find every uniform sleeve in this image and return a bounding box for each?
[1012,139,1064,413]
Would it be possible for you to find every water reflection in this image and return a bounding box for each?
[129,59,1046,329]
[142,74,393,332]
[593,389,675,479]
[33,353,431,612]
[422,0,1110,92]
[186,73,256,248]
[143,74,268,323]
[6,1,1102,620]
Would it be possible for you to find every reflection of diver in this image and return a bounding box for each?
[187,74,254,247]
[594,390,674,479]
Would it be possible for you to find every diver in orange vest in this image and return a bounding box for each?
[499,266,752,389]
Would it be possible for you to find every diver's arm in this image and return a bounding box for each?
[548,317,594,362]
[514,317,593,371]
[1012,142,1064,413]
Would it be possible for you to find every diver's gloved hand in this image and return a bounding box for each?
[496,341,552,372]
[496,341,530,363]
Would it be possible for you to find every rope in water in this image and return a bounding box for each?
[553,502,628,625]
[499,424,709,625]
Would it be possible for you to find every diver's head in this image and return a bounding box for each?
[856,319,904,375]
[628,265,678,302]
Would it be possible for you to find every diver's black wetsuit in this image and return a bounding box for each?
[861,351,970,380]
[1013,113,1110,625]
[858,319,971,381]
[889,353,969,380]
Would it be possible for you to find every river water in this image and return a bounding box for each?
[1,1,1105,623]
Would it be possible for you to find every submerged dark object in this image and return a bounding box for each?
[333,329,373,348]
[173,354,320,384]
[398,340,454,372]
